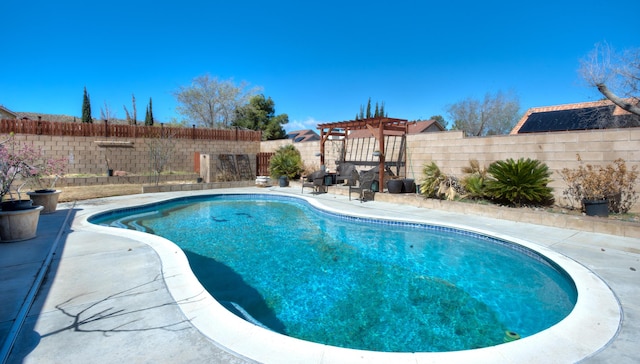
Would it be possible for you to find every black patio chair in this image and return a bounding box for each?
[301,170,326,194]
[348,170,375,202]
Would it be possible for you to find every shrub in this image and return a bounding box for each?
[420,162,464,200]
[460,160,488,199]
[560,157,638,213]
[268,145,303,180]
[485,158,553,207]
[1,134,67,200]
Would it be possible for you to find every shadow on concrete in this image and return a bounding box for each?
[0,207,76,363]
[6,208,209,363]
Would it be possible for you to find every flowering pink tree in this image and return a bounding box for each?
[0,135,67,201]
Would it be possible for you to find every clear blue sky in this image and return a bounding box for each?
[1,1,638,132]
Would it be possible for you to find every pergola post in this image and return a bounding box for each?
[378,119,385,191]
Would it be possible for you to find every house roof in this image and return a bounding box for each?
[511,100,640,134]
[15,112,78,123]
[347,119,444,138]
[287,129,320,143]
[407,119,445,134]
[0,105,18,118]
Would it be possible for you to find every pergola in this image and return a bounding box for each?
[317,117,410,190]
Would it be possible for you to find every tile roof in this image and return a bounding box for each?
[287,129,320,142]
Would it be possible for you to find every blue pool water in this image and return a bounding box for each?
[91,194,577,352]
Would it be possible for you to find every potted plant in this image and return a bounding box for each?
[26,172,66,214]
[269,145,303,187]
[560,157,638,217]
[17,141,67,213]
[0,135,45,241]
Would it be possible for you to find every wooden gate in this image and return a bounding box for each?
[256,152,274,176]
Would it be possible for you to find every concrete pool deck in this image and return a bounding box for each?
[1,187,638,363]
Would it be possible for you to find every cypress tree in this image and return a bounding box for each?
[366,97,372,119]
[145,98,154,126]
[81,86,92,123]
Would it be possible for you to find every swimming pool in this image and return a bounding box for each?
[91,194,577,352]
[81,190,621,363]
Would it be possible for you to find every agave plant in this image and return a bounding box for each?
[485,158,554,207]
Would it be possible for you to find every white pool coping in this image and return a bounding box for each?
[78,190,622,364]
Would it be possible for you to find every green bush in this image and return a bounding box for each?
[485,158,554,207]
[461,160,488,199]
[462,175,486,199]
[269,145,303,179]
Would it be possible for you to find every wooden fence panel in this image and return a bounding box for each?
[256,152,274,176]
[0,119,262,141]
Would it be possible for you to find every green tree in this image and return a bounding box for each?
[356,98,387,120]
[233,95,288,140]
[145,98,154,126]
[81,87,92,123]
[447,90,520,136]
[173,73,260,128]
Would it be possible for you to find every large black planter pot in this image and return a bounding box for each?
[387,179,404,194]
[583,199,609,217]
[402,178,415,193]
[279,176,289,187]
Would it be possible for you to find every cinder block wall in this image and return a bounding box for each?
[4,134,260,177]
[406,128,640,211]
[264,128,640,212]
[6,128,639,211]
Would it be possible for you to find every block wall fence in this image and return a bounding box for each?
[3,133,259,181]
[263,128,640,212]
[5,128,639,211]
